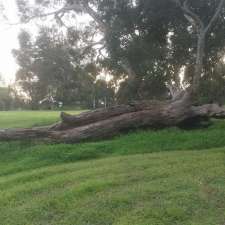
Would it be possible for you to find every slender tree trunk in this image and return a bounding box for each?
[192,32,206,93]
[176,0,225,94]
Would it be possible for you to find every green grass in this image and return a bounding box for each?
[0,110,83,128]
[0,111,225,225]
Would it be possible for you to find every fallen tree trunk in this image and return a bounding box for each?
[0,96,225,143]
[53,100,167,130]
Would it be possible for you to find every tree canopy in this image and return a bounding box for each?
[13,0,225,106]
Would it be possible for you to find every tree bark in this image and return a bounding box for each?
[175,0,225,94]
[192,32,205,93]
[56,100,165,130]
[1,97,225,143]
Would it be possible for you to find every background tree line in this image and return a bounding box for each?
[1,0,225,110]
[11,26,116,110]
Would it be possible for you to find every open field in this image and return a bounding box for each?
[0,111,224,225]
[0,110,83,128]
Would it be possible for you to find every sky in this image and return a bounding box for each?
[0,0,62,85]
[0,0,94,85]
[0,0,21,84]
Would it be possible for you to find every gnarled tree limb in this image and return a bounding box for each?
[0,100,225,143]
[173,0,225,93]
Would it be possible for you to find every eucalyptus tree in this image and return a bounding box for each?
[1,0,225,142]
[13,27,102,109]
[14,0,225,99]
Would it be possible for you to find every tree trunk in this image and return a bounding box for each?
[192,32,205,93]
[1,95,225,143]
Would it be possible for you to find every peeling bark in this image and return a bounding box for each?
[1,97,225,143]
[175,0,225,93]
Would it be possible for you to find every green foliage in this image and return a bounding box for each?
[13,28,116,109]
[0,87,12,110]
[28,1,225,101]
[198,61,225,104]
[98,0,225,101]
[0,86,23,110]
[14,0,225,104]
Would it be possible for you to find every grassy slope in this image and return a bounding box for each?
[0,111,225,225]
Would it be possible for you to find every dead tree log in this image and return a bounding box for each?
[53,100,167,130]
[0,97,225,143]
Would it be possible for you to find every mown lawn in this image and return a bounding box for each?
[0,110,83,128]
[0,111,224,225]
